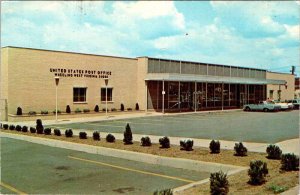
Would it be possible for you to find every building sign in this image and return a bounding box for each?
[50,68,111,78]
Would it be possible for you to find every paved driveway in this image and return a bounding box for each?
[49,110,299,143]
[1,138,210,194]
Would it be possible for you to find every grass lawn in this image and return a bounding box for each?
[1,130,299,194]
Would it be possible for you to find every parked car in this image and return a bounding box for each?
[287,99,300,109]
[271,100,293,110]
[243,101,281,112]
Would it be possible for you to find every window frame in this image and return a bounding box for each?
[73,87,87,103]
[101,87,113,102]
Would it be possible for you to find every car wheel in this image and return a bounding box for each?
[263,108,269,112]
[245,107,250,111]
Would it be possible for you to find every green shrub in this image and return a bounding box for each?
[121,103,124,111]
[30,127,36,133]
[209,140,220,154]
[210,171,229,195]
[159,136,170,148]
[123,123,133,144]
[21,126,28,132]
[268,184,288,193]
[41,110,48,115]
[54,129,61,136]
[153,188,173,195]
[102,108,108,112]
[44,128,51,135]
[135,103,139,111]
[93,131,100,141]
[266,145,282,160]
[28,111,36,115]
[248,160,268,185]
[9,125,15,130]
[66,105,71,113]
[36,119,44,134]
[3,124,9,130]
[15,125,22,131]
[280,153,299,171]
[141,136,152,146]
[52,110,61,114]
[79,132,87,139]
[94,105,99,112]
[83,109,90,113]
[127,108,132,111]
[75,108,82,113]
[180,139,194,151]
[106,133,115,142]
[17,107,22,115]
[234,142,247,156]
[65,129,73,137]
[111,108,116,111]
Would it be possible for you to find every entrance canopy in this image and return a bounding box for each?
[145,73,286,85]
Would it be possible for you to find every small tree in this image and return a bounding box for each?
[248,160,268,185]
[266,145,282,160]
[210,171,229,195]
[234,142,247,156]
[159,136,170,148]
[21,126,28,132]
[281,153,299,171]
[209,140,220,154]
[180,139,194,151]
[93,131,100,141]
[66,105,71,113]
[15,125,22,131]
[36,119,44,134]
[135,103,139,111]
[44,128,51,135]
[79,132,87,139]
[94,105,99,112]
[141,136,152,146]
[65,129,73,137]
[54,129,61,136]
[3,124,9,130]
[106,133,115,142]
[9,125,15,130]
[17,107,22,115]
[120,103,125,111]
[30,127,36,133]
[123,123,133,144]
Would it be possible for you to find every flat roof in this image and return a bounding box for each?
[2,46,137,61]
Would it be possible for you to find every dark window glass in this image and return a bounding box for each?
[101,88,113,101]
[73,88,87,102]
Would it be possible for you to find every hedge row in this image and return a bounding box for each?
[14,103,141,116]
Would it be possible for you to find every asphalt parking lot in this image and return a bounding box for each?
[1,138,210,194]
[49,110,299,143]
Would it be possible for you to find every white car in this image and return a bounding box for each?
[272,100,293,110]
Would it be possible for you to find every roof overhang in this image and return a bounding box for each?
[145,73,286,85]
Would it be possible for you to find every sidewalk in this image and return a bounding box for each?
[2,109,242,126]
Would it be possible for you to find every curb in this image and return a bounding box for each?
[1,132,245,174]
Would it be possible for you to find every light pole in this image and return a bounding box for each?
[54,76,60,123]
[104,78,109,119]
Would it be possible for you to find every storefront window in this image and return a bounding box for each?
[101,88,113,101]
[73,87,87,102]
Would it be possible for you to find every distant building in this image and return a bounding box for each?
[0,46,294,121]
[266,72,295,101]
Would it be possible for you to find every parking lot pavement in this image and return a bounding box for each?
[46,110,299,144]
[1,138,210,194]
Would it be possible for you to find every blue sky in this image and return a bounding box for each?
[2,1,299,73]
